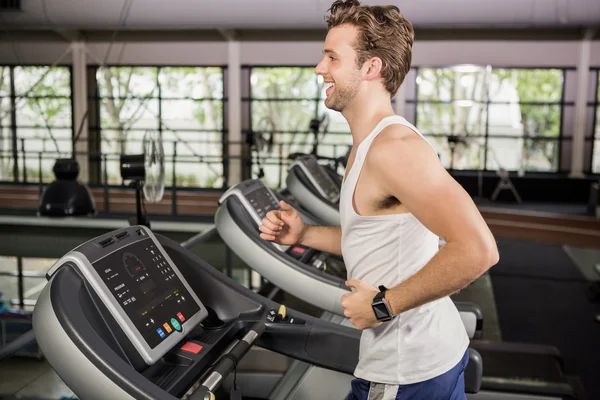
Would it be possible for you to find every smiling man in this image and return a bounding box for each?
[258,1,499,399]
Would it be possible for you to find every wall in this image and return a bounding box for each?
[1,39,599,68]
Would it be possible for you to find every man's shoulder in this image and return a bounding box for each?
[367,124,435,167]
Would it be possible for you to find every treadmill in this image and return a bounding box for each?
[31,225,484,399]
[216,179,583,400]
[286,154,342,227]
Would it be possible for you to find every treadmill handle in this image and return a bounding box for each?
[188,322,263,400]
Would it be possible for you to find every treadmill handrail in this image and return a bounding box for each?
[221,197,348,289]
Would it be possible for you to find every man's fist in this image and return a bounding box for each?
[259,200,306,246]
[341,279,381,330]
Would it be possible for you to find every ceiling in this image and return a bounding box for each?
[0,0,599,32]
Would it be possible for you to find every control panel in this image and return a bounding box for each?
[49,226,208,365]
[94,239,200,349]
[292,155,340,203]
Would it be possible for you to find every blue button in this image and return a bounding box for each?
[156,328,165,338]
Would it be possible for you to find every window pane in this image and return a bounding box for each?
[166,154,224,188]
[0,276,47,303]
[97,66,225,189]
[16,128,72,182]
[251,67,319,99]
[23,277,47,302]
[161,99,223,131]
[100,98,159,130]
[0,97,9,127]
[424,135,485,170]
[159,67,223,99]
[593,138,600,174]
[0,125,14,180]
[417,67,488,102]
[11,67,73,182]
[416,102,487,136]
[520,104,561,138]
[96,67,158,98]
[0,152,14,181]
[0,276,20,303]
[486,137,558,172]
[487,104,524,136]
[14,67,71,97]
[16,97,72,129]
[252,100,317,133]
[162,130,223,188]
[491,68,563,102]
[486,138,524,171]
[524,138,559,172]
[318,103,350,134]
[0,256,17,273]
[488,138,560,172]
[0,66,10,96]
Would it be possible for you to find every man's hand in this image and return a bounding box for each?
[259,200,306,245]
[341,279,381,330]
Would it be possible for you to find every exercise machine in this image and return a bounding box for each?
[286,154,342,226]
[32,225,483,399]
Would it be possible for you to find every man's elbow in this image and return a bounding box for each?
[475,240,499,275]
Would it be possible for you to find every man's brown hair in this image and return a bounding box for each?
[325,0,414,97]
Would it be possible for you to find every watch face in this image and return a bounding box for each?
[372,301,391,321]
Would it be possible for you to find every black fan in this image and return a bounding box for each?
[119,130,165,228]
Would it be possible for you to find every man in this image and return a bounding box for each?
[259,1,499,398]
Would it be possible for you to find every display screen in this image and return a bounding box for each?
[93,238,200,349]
[246,188,280,220]
[302,157,340,201]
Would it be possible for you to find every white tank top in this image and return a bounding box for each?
[340,115,469,384]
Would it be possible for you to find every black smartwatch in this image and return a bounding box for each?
[371,285,395,322]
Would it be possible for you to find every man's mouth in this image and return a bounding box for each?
[325,82,335,96]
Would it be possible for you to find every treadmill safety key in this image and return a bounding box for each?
[181,342,203,354]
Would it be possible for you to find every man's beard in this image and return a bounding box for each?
[325,79,360,112]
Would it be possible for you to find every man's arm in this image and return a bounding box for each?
[300,225,342,256]
[259,200,343,256]
[372,128,499,316]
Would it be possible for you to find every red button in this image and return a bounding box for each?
[177,312,185,322]
[291,246,305,254]
[181,342,203,354]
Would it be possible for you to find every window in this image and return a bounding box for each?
[96,66,225,188]
[249,67,351,188]
[0,256,55,307]
[0,66,72,183]
[414,66,564,172]
[594,73,600,174]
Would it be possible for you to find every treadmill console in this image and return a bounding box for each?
[46,226,208,365]
[219,179,289,252]
[292,155,340,203]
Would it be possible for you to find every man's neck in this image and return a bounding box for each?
[342,94,396,147]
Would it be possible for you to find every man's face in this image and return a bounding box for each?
[315,24,363,112]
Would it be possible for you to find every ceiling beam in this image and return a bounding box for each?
[218,29,239,41]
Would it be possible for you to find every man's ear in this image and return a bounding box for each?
[363,57,383,81]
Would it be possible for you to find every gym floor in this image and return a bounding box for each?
[1,236,598,400]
